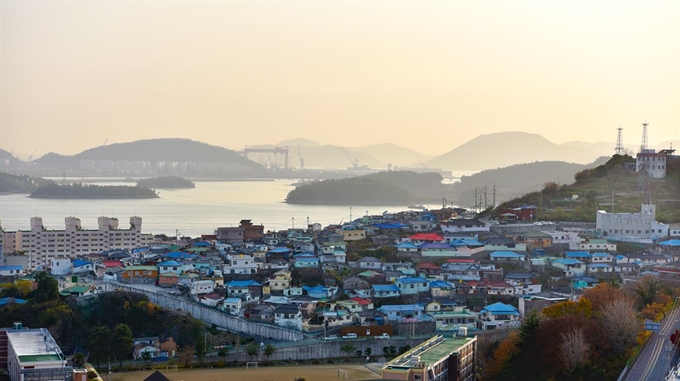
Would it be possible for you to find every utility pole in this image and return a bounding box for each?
[492,184,496,208]
[473,189,478,212]
[484,186,488,210]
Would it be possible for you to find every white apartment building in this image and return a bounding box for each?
[596,204,669,240]
[0,217,153,270]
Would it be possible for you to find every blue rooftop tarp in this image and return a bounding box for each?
[72,260,92,268]
[166,251,198,259]
[659,240,680,247]
[373,223,408,229]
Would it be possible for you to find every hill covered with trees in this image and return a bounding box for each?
[137,176,196,189]
[0,171,53,193]
[489,154,680,222]
[285,171,447,205]
[448,158,609,207]
[30,183,159,199]
[35,139,264,171]
[0,274,205,369]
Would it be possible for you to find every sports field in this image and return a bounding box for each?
[111,364,381,381]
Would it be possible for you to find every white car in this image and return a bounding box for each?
[342,333,358,339]
[374,333,390,339]
[324,335,338,341]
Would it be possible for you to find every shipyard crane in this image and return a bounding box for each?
[29,147,39,162]
[415,154,428,169]
[343,148,359,168]
[103,138,108,147]
[298,146,305,170]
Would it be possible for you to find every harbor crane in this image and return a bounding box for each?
[298,146,305,170]
[29,147,39,162]
[415,154,428,169]
[343,148,359,168]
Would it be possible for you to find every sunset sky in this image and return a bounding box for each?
[1,0,679,157]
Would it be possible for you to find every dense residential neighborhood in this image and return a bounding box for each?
[2,205,679,340]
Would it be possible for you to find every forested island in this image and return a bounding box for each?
[0,171,51,194]
[137,176,195,189]
[285,171,448,205]
[30,183,159,199]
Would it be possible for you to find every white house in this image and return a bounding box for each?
[372,284,400,298]
[158,260,183,275]
[357,257,382,269]
[552,259,586,277]
[224,254,258,274]
[274,305,303,331]
[50,257,72,276]
[191,280,215,295]
[221,297,243,316]
[478,302,520,330]
[440,219,489,233]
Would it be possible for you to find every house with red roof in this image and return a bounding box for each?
[416,262,441,276]
[409,233,445,243]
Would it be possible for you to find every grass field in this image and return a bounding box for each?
[110,364,381,381]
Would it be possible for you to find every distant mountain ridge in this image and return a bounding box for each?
[426,131,603,171]
[35,139,264,171]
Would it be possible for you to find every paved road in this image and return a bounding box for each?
[626,300,680,381]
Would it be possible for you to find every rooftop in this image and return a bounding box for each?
[385,335,476,369]
[6,329,65,363]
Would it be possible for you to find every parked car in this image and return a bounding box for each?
[374,333,390,340]
[324,335,338,341]
[342,333,358,339]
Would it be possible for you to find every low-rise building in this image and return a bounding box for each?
[478,302,520,330]
[382,335,476,381]
[274,305,303,331]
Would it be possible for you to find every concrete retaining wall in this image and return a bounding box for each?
[204,338,427,362]
[110,284,305,342]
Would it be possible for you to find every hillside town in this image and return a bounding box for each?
[2,200,680,338]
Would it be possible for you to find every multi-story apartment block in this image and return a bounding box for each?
[0,217,152,270]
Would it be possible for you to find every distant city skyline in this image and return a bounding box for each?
[2,0,678,157]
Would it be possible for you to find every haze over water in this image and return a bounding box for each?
[0,180,427,237]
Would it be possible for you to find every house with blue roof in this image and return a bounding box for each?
[396,242,419,252]
[372,284,400,298]
[165,251,198,260]
[479,302,520,330]
[378,304,426,322]
[303,285,331,299]
[0,266,25,277]
[590,252,613,263]
[429,280,456,298]
[158,260,183,275]
[226,280,262,301]
[0,297,27,306]
[490,251,525,262]
[565,251,591,261]
[71,260,94,274]
[395,277,430,295]
[293,255,319,268]
[572,276,599,290]
[552,259,585,277]
[587,263,613,273]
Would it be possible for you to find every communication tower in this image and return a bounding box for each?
[615,126,624,155]
[640,121,649,152]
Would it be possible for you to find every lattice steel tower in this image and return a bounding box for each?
[640,121,649,152]
[615,126,624,155]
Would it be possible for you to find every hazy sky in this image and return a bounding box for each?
[1,0,679,157]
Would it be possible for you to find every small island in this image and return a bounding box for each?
[137,176,195,189]
[30,183,159,199]
[285,171,447,205]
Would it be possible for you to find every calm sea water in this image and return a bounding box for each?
[0,180,438,237]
